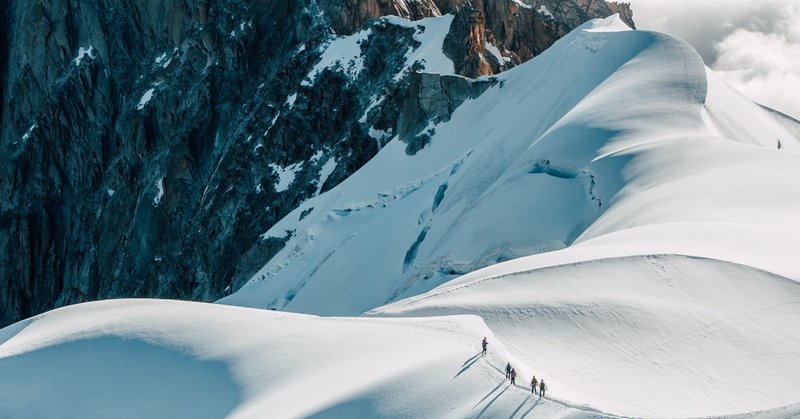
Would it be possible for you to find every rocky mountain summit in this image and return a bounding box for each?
[0,0,633,326]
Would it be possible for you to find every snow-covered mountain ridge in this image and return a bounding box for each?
[0,0,629,328]
[2,13,800,419]
[222,15,800,314]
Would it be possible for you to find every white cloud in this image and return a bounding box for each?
[627,0,800,119]
[713,29,800,119]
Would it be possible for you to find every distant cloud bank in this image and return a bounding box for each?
[627,0,800,119]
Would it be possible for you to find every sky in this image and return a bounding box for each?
[626,0,800,120]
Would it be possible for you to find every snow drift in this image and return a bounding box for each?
[372,255,800,417]
[0,299,599,418]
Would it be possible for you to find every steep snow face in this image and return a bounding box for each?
[221,14,800,316]
[0,300,604,419]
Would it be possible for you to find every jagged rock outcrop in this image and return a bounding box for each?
[607,2,634,28]
[438,0,635,77]
[0,0,634,327]
[443,8,496,78]
[325,0,442,34]
[577,0,635,29]
[397,73,496,153]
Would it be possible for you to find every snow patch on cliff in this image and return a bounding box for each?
[315,157,338,196]
[74,46,96,66]
[303,29,371,85]
[285,93,297,108]
[485,42,508,64]
[153,178,165,206]
[270,163,302,193]
[304,14,455,86]
[537,5,554,18]
[137,88,155,110]
[514,0,533,10]
[405,15,456,75]
[16,123,37,145]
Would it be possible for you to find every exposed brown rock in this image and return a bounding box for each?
[608,2,635,29]
[575,0,634,28]
[323,0,635,76]
[324,0,382,34]
[437,0,636,78]
[324,0,442,34]
[378,0,442,21]
[443,7,494,78]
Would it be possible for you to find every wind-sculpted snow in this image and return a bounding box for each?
[0,300,607,419]
[222,14,800,316]
[372,255,800,417]
[214,14,800,416]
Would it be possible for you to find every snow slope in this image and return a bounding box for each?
[3,13,800,419]
[219,13,800,417]
[222,14,800,315]
[0,299,605,419]
[372,255,800,417]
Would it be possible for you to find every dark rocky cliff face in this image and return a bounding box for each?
[0,0,633,326]
[438,0,635,77]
